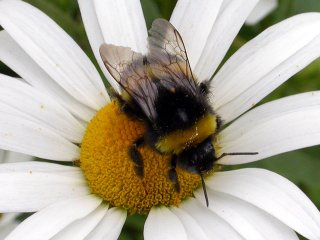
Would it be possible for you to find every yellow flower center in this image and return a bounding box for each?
[80,101,203,214]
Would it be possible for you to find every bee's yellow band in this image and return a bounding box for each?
[156,114,217,154]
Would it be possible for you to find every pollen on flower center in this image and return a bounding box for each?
[80,101,202,214]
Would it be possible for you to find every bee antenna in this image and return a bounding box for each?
[200,172,209,207]
[216,152,258,161]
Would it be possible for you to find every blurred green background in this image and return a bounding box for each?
[1,0,320,239]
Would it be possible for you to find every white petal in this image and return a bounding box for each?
[0,149,5,162]
[170,0,223,70]
[170,207,209,240]
[246,0,278,25]
[0,161,83,177]
[0,74,85,143]
[0,0,109,110]
[206,168,320,239]
[218,91,320,164]
[85,207,126,240]
[0,30,96,122]
[192,0,259,81]
[0,162,89,212]
[78,0,148,92]
[0,213,19,240]
[2,151,33,163]
[0,112,79,161]
[144,206,187,240]
[6,195,102,240]
[93,0,148,53]
[51,203,108,240]
[77,0,117,93]
[180,198,243,239]
[212,13,320,123]
[195,190,299,240]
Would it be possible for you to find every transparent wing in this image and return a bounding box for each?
[100,44,158,120]
[99,19,198,122]
[147,18,198,95]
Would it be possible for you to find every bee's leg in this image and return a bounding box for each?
[115,94,144,119]
[169,155,180,192]
[129,137,145,177]
[115,95,134,114]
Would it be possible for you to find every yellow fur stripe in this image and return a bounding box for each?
[156,114,217,154]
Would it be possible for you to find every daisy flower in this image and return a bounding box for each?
[0,0,320,239]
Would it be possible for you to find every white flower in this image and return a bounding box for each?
[0,0,320,240]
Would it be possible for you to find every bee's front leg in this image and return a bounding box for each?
[115,94,144,119]
[169,155,180,192]
[129,137,145,177]
[199,80,210,95]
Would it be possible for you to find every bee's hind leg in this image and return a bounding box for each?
[129,137,145,177]
[169,155,180,192]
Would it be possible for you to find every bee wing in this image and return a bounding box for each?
[100,44,158,120]
[148,19,197,95]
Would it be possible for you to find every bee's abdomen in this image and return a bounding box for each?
[155,114,218,154]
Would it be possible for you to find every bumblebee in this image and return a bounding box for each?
[100,19,257,206]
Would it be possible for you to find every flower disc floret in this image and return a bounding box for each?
[80,101,202,214]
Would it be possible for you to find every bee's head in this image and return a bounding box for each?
[176,137,215,207]
[176,137,258,207]
[176,137,216,174]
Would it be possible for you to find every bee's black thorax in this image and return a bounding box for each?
[116,80,217,156]
[150,85,211,135]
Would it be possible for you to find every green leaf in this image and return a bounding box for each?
[141,0,161,28]
[119,214,146,240]
[292,0,320,14]
[154,0,177,19]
